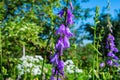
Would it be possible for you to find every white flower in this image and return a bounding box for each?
[75,69,83,73]
[22,60,29,68]
[66,66,74,74]
[19,69,24,75]
[17,64,22,70]
[29,63,33,68]
[32,66,41,75]
[26,68,30,73]
[35,55,43,61]
[26,56,34,62]
[18,55,45,76]
[64,60,74,65]
[64,59,83,74]
[33,58,39,63]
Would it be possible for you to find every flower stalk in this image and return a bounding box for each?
[50,1,74,80]
[0,26,2,74]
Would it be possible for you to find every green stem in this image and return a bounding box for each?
[93,24,96,80]
[92,57,95,80]
[74,46,77,80]
[40,27,55,80]
[41,58,45,80]
[0,27,2,74]
[96,42,99,74]
[24,71,27,80]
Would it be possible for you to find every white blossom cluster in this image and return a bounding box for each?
[17,55,44,76]
[64,60,83,74]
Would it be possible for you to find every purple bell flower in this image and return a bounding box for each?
[56,24,65,36]
[50,75,55,80]
[113,47,118,53]
[113,56,119,60]
[107,60,113,66]
[55,38,64,55]
[58,9,64,18]
[65,26,74,38]
[63,36,70,49]
[50,53,59,65]
[107,51,115,57]
[100,62,105,68]
[66,9,74,24]
[105,33,119,67]
[107,34,115,41]
[70,2,74,10]
[114,62,119,67]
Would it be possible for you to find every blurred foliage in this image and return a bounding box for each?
[0,0,94,79]
[0,0,120,79]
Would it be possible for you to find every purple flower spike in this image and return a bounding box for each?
[51,4,74,80]
[100,62,105,68]
[58,9,64,18]
[107,60,113,66]
[105,33,119,67]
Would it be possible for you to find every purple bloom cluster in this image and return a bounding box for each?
[106,33,119,67]
[50,2,74,80]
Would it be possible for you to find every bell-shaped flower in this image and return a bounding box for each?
[100,62,105,68]
[65,26,74,38]
[113,47,118,53]
[58,9,64,18]
[70,2,74,10]
[56,24,65,36]
[50,53,59,65]
[58,61,64,73]
[55,37,64,55]
[107,51,115,58]
[66,9,74,24]
[113,56,119,60]
[63,36,70,49]
[107,34,115,41]
[107,60,113,66]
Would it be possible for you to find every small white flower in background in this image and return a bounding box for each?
[17,55,44,76]
[67,69,74,74]
[64,60,74,65]
[17,64,22,70]
[32,66,41,75]
[75,68,83,73]
[35,55,43,60]
[64,60,83,74]
[33,58,39,63]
